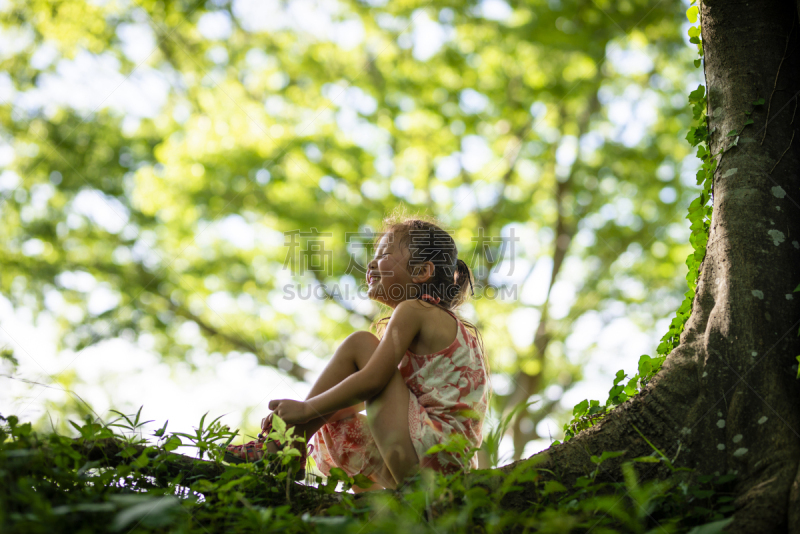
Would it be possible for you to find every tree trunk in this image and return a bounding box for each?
[501,1,800,532]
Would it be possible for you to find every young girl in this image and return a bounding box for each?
[226,216,490,491]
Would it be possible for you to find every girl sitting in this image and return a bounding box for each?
[227,215,491,491]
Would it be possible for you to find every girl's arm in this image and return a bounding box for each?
[272,301,421,423]
[304,300,422,418]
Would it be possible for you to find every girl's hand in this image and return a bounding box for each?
[267,399,311,425]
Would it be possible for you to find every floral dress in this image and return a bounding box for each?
[311,304,489,480]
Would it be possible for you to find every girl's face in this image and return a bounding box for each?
[366,232,415,308]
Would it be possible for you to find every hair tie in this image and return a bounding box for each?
[420,293,441,304]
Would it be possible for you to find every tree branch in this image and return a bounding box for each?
[163,299,308,381]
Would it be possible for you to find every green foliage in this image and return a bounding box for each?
[563,351,669,440]
[476,400,537,467]
[266,414,308,468]
[0,347,19,371]
[1,410,738,533]
[169,411,237,462]
[563,0,712,441]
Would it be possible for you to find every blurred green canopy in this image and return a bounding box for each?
[0,0,700,460]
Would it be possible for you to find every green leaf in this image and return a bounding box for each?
[686,6,699,22]
[613,369,627,386]
[573,399,589,417]
[590,449,627,464]
[163,435,181,452]
[51,503,117,515]
[326,467,353,489]
[694,58,702,68]
[153,420,168,438]
[688,26,701,38]
[352,474,374,489]
[686,518,734,534]
[631,424,669,463]
[68,420,84,435]
[726,130,738,137]
[688,85,705,103]
[426,443,446,454]
[542,480,567,495]
[695,169,706,186]
[120,446,138,459]
[111,496,180,531]
[305,516,355,528]
[632,455,661,463]
[271,414,286,435]
[587,400,604,415]
[752,97,765,106]
[638,355,653,376]
[328,467,349,480]
[132,451,149,469]
[220,477,251,493]
[191,479,215,493]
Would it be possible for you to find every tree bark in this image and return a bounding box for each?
[500,1,800,532]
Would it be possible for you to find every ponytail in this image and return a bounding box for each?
[454,258,474,297]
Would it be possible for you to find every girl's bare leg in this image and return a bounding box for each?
[365,368,420,488]
[307,331,382,398]
[268,331,413,490]
[279,331,381,438]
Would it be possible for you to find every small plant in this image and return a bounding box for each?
[108,406,154,444]
[426,431,479,470]
[479,399,538,467]
[263,414,305,471]
[170,411,238,462]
